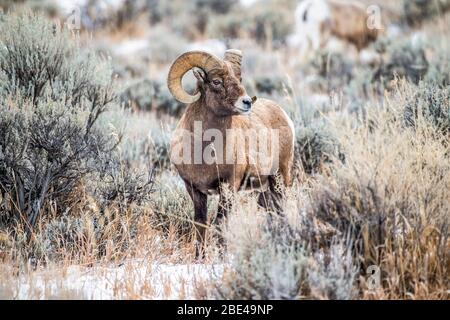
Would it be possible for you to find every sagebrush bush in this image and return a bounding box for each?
[118,122,172,171]
[120,77,187,116]
[403,0,450,26]
[92,153,154,209]
[373,38,429,87]
[207,12,251,39]
[34,214,97,262]
[209,0,294,44]
[197,0,238,15]
[294,120,345,175]
[307,84,449,298]
[214,212,308,299]
[188,0,240,35]
[425,51,450,87]
[307,51,354,91]
[213,207,358,300]
[215,82,449,300]
[0,0,57,17]
[150,172,195,237]
[404,82,450,136]
[120,79,155,111]
[251,5,293,46]
[148,127,172,170]
[0,14,135,232]
[0,14,116,106]
[253,75,286,95]
[307,242,358,300]
[0,97,114,229]
[153,83,188,116]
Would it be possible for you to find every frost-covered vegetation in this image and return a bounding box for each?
[0,0,449,300]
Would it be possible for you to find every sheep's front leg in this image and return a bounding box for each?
[185,182,208,258]
[215,184,233,226]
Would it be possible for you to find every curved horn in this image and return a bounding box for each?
[224,49,242,78]
[167,51,223,104]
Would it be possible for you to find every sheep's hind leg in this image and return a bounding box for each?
[257,174,285,215]
[270,174,285,215]
[215,184,234,246]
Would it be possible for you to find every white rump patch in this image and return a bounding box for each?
[292,0,331,53]
[279,107,296,149]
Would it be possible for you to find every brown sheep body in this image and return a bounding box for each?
[167,50,295,257]
[327,0,379,51]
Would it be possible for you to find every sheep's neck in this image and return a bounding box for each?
[188,102,232,133]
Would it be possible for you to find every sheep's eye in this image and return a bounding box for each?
[212,79,222,86]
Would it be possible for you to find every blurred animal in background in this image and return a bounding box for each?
[167,49,295,257]
[291,0,381,55]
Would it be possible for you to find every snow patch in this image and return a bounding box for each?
[16,261,223,300]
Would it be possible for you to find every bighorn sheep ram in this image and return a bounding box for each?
[294,0,380,53]
[167,49,295,256]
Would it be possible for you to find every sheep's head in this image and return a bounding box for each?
[167,49,253,116]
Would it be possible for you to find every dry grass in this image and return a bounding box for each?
[307,81,449,299]
[207,81,449,300]
[0,176,220,299]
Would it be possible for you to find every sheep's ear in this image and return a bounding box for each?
[193,68,206,83]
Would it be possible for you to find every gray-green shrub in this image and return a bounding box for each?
[307,242,358,300]
[295,120,345,174]
[403,0,450,27]
[213,212,358,300]
[120,77,187,116]
[404,82,450,136]
[373,38,429,87]
[254,75,286,95]
[307,51,354,91]
[214,216,308,299]
[0,14,117,229]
